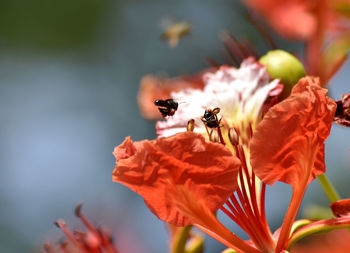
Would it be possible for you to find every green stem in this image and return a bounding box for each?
[316,174,340,203]
[172,226,192,253]
[186,234,204,253]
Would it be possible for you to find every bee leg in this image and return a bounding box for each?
[218,117,223,127]
[201,118,212,140]
[158,107,169,117]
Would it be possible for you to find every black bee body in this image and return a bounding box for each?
[202,108,220,128]
[154,99,179,117]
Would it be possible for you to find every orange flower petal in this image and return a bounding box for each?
[112,132,241,226]
[331,199,350,217]
[250,76,336,187]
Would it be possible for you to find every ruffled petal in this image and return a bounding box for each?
[113,132,241,226]
[250,76,336,187]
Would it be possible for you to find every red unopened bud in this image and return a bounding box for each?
[331,199,350,217]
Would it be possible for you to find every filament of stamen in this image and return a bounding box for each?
[217,126,226,145]
[55,221,89,253]
[75,205,119,253]
[220,206,246,232]
[44,243,53,253]
[250,172,260,217]
[59,241,69,253]
[229,127,275,251]
[226,195,262,248]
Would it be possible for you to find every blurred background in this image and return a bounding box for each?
[0,0,349,252]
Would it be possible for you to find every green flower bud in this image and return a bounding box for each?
[259,50,306,98]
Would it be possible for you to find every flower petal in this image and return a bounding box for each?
[112,132,241,226]
[250,76,336,187]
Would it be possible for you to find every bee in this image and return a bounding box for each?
[201,108,221,128]
[161,21,192,48]
[154,98,179,117]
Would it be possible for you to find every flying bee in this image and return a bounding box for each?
[201,107,221,128]
[154,98,179,117]
[160,20,192,48]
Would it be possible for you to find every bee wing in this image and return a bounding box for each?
[212,107,221,114]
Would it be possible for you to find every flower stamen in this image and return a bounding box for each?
[187,119,195,132]
[50,205,119,253]
[54,220,89,253]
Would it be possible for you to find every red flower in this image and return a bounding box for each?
[113,73,349,253]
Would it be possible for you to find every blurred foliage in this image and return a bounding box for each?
[302,204,334,220]
[0,0,108,51]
